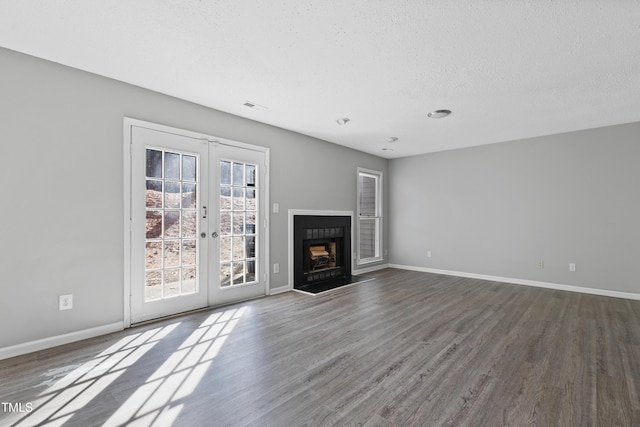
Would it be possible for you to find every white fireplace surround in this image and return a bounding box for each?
[287,209,354,292]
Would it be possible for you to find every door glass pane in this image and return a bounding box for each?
[220,237,231,261]
[220,160,258,287]
[164,211,180,238]
[146,149,163,178]
[246,212,256,235]
[164,241,180,268]
[220,212,232,235]
[246,189,256,210]
[220,262,231,287]
[182,183,196,208]
[246,165,256,187]
[145,271,162,301]
[233,187,245,210]
[165,182,180,208]
[246,260,256,282]
[232,261,245,285]
[165,152,181,180]
[232,237,244,260]
[146,180,162,208]
[220,161,231,185]
[246,236,255,258]
[233,163,244,186]
[146,242,162,269]
[182,268,196,294]
[182,155,196,182]
[220,186,231,210]
[144,148,199,301]
[233,212,244,234]
[164,269,180,297]
[182,211,196,238]
[182,240,196,266]
[146,211,162,239]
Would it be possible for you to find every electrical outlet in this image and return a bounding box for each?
[59,294,73,311]
[273,263,279,274]
[537,260,544,269]
[569,263,576,272]
[273,203,279,213]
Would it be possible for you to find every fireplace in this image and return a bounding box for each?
[293,215,352,292]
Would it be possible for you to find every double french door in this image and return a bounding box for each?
[130,125,266,324]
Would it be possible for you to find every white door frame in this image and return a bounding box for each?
[123,118,270,328]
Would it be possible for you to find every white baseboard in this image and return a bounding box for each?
[353,263,390,275]
[269,285,292,295]
[389,264,640,301]
[0,322,124,361]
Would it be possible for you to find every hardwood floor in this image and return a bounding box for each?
[1,268,639,426]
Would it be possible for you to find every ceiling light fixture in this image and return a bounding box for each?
[427,109,452,119]
[381,147,394,152]
[386,137,398,143]
[336,118,350,125]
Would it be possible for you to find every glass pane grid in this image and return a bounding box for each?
[220,160,257,288]
[145,148,198,301]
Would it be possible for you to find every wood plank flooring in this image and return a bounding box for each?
[1,268,639,426]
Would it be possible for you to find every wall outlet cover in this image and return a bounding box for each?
[59,294,73,311]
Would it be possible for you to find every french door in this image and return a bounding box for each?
[130,124,266,324]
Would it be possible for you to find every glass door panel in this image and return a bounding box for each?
[219,160,257,287]
[131,126,209,324]
[144,148,199,301]
[209,145,265,306]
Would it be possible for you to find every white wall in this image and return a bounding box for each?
[0,48,388,351]
[389,122,640,295]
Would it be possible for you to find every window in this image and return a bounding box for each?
[357,168,382,264]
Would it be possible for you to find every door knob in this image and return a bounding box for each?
[212,232,219,238]
[200,232,206,238]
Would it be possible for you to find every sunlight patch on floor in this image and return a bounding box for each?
[104,306,247,426]
[10,323,180,427]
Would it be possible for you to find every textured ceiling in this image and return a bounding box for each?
[1,1,639,158]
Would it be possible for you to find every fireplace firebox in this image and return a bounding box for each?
[293,215,352,292]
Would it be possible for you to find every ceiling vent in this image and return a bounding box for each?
[427,109,452,119]
[243,101,268,110]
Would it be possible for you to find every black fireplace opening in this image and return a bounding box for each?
[294,215,352,293]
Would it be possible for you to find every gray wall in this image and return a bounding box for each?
[0,48,388,349]
[389,122,640,294]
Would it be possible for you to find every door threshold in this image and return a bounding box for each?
[130,295,266,328]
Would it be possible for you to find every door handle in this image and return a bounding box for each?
[200,232,206,238]
[212,232,219,238]
[202,206,207,219]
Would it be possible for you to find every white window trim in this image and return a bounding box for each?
[357,167,383,265]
